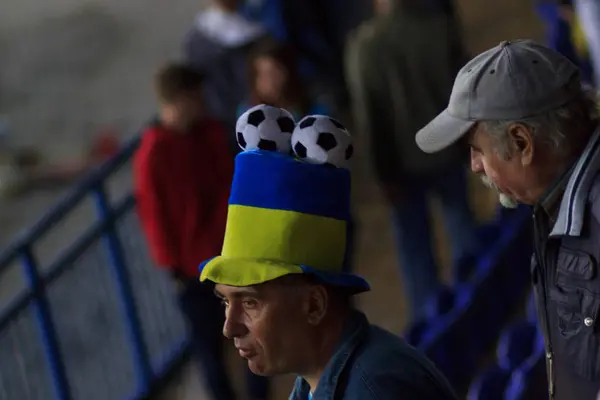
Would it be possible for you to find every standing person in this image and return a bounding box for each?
[198,128,459,400]
[416,39,600,400]
[571,0,600,86]
[344,0,478,321]
[239,40,328,121]
[134,63,269,400]
[183,0,267,136]
[239,0,354,115]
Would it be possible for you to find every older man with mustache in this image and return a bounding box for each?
[416,39,600,400]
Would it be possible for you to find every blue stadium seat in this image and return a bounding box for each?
[497,321,539,370]
[423,285,455,319]
[404,319,429,347]
[453,223,501,283]
[467,364,511,400]
[504,340,547,400]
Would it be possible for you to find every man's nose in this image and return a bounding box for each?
[223,308,249,339]
[470,149,483,174]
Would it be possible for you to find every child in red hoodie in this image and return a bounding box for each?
[134,63,269,400]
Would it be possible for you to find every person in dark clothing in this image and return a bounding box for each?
[345,0,478,321]
[134,63,270,400]
[239,0,359,115]
[416,39,600,400]
[182,0,267,138]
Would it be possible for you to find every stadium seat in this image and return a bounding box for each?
[423,285,455,320]
[497,320,539,370]
[404,319,429,347]
[453,223,501,283]
[467,364,511,400]
[504,340,547,400]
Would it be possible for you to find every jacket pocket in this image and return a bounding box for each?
[551,249,600,380]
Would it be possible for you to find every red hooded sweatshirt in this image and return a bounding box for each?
[133,118,233,278]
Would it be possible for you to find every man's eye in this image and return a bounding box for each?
[469,145,482,154]
[242,299,258,309]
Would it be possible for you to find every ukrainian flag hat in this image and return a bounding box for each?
[199,104,370,293]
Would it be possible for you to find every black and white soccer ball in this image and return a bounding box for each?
[235,104,296,154]
[291,115,354,168]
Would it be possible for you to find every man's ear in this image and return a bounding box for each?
[304,285,328,326]
[507,123,534,166]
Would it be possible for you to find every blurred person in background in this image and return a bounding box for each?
[416,39,600,400]
[345,0,479,321]
[238,40,328,120]
[134,63,270,400]
[183,0,267,142]
[570,0,600,87]
[238,0,353,116]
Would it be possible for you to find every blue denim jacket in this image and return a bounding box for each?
[289,311,458,400]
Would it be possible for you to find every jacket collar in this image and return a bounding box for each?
[290,310,369,399]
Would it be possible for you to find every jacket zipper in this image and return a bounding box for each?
[533,213,555,398]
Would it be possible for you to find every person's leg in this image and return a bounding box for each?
[431,166,479,265]
[177,279,236,400]
[390,184,440,320]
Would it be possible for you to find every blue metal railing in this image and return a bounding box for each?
[0,132,189,400]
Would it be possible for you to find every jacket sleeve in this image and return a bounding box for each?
[133,139,179,268]
[344,30,401,183]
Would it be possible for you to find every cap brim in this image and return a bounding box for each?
[199,256,370,294]
[416,109,475,153]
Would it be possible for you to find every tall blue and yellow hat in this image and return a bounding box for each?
[199,104,370,294]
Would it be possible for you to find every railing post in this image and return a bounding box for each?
[20,247,72,400]
[92,185,153,392]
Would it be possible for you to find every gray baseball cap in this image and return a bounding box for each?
[415,39,581,153]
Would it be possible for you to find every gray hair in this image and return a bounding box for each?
[480,88,598,160]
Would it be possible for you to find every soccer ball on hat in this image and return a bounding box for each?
[291,115,354,168]
[236,104,296,154]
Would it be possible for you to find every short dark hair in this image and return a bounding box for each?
[154,63,205,102]
[276,274,353,308]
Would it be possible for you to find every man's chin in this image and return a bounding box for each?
[498,193,519,209]
[247,360,270,376]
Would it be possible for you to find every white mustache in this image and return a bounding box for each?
[480,175,498,191]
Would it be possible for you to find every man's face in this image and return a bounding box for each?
[215,280,311,376]
[468,123,536,207]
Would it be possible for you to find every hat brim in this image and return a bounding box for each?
[199,256,370,294]
[415,109,476,154]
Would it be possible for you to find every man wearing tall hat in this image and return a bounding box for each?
[199,105,458,399]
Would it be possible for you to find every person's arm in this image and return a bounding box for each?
[344,30,400,184]
[133,139,179,269]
